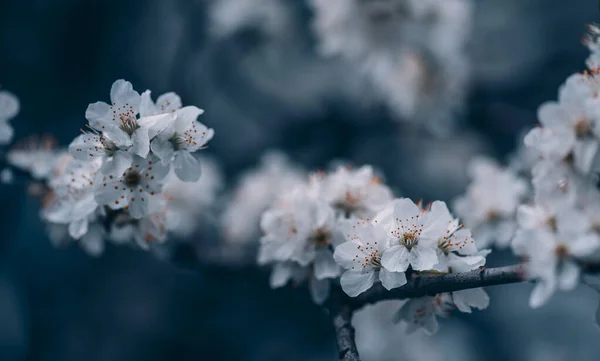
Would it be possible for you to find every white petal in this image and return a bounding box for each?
[128,196,148,219]
[150,138,175,164]
[570,234,600,257]
[174,151,201,182]
[99,151,133,175]
[381,245,410,272]
[156,92,182,113]
[80,227,105,257]
[137,112,176,139]
[393,198,421,220]
[408,244,439,271]
[537,102,570,129]
[110,79,140,108]
[94,178,127,209]
[0,91,20,119]
[85,101,111,129]
[452,288,490,313]
[334,241,366,269]
[270,263,293,288]
[131,128,150,158]
[340,270,376,297]
[313,249,341,280]
[174,106,204,133]
[139,90,156,117]
[574,139,599,173]
[0,122,14,145]
[309,278,331,304]
[557,260,580,291]
[379,268,407,290]
[529,279,556,308]
[524,127,574,160]
[69,133,104,161]
[68,218,88,240]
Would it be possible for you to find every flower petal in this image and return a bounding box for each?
[381,245,411,272]
[379,268,407,290]
[340,269,376,297]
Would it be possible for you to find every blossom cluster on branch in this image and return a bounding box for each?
[257,165,491,333]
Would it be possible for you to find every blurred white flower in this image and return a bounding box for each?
[453,157,528,248]
[221,151,306,244]
[524,73,600,174]
[43,157,101,240]
[163,155,224,237]
[0,90,19,145]
[513,207,600,308]
[7,135,61,180]
[319,165,393,218]
[393,293,453,335]
[309,0,472,132]
[0,168,13,184]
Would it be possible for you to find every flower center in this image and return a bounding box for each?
[574,119,592,138]
[119,117,140,136]
[485,210,500,221]
[555,244,569,259]
[124,170,142,187]
[401,231,419,250]
[310,228,331,248]
[547,216,558,232]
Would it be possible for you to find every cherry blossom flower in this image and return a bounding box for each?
[319,165,393,218]
[334,220,407,297]
[163,155,224,237]
[259,192,342,279]
[393,294,454,335]
[42,157,101,240]
[221,151,306,244]
[0,90,19,145]
[148,94,214,181]
[7,136,61,180]
[374,198,448,272]
[524,72,600,174]
[268,261,332,304]
[453,157,528,248]
[93,155,169,219]
[71,80,175,172]
[512,207,600,308]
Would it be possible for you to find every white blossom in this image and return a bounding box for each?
[7,136,61,180]
[512,208,600,308]
[93,155,169,219]
[163,155,224,237]
[221,151,306,244]
[318,165,393,218]
[453,157,528,248]
[334,220,407,297]
[0,90,19,145]
[309,0,472,132]
[374,199,448,272]
[393,294,454,335]
[148,95,214,181]
[71,80,175,174]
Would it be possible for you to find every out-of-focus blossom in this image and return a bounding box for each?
[309,0,472,132]
[513,208,600,308]
[7,135,61,180]
[0,90,19,145]
[221,151,306,244]
[454,157,528,248]
[163,155,224,237]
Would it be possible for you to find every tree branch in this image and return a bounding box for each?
[350,264,526,310]
[327,289,361,361]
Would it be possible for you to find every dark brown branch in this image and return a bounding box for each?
[350,264,526,310]
[326,289,361,361]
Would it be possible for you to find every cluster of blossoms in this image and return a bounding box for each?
[258,164,490,332]
[508,26,600,308]
[309,0,472,133]
[10,80,215,256]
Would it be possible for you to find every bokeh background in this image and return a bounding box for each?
[1,0,600,360]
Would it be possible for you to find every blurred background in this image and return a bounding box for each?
[1,0,600,360]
